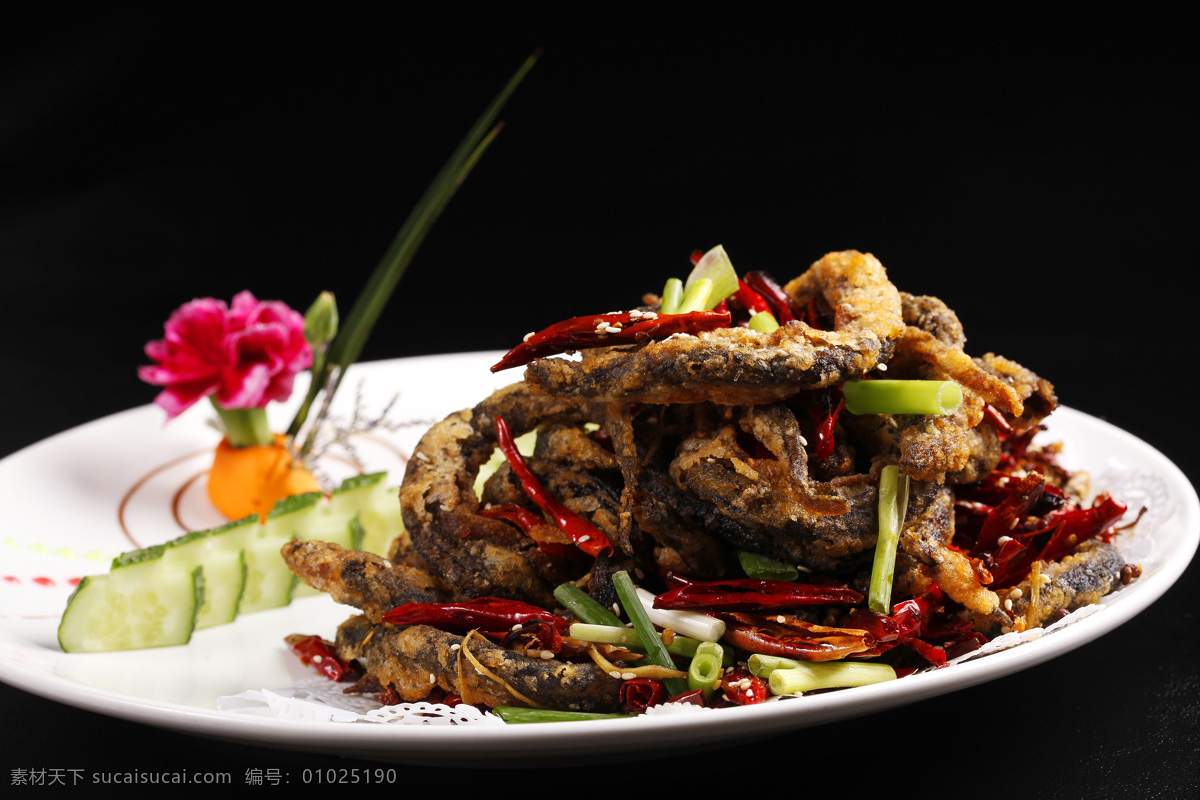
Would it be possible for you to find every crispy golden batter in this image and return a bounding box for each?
[281,540,448,622]
[397,382,592,606]
[523,251,905,405]
[336,615,623,711]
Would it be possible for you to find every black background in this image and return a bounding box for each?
[3,12,1197,796]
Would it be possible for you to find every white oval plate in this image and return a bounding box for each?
[0,353,1196,765]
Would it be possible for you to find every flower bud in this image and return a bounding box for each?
[303,291,338,347]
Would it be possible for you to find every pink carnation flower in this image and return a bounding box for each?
[139,291,313,420]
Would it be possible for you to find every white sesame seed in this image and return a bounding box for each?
[429,672,436,684]
[997,535,1013,545]
[776,615,786,623]
[609,670,622,679]
[511,623,523,631]
[451,644,460,651]
[523,331,536,342]
[605,325,622,334]
[1004,598,1013,611]
[415,451,429,461]
[877,363,888,371]
[798,435,808,446]
[540,651,554,660]
[578,535,591,543]
[643,311,658,319]
[312,654,323,663]
[621,672,637,680]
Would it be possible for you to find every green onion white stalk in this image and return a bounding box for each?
[634,586,726,642]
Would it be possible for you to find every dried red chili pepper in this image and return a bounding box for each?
[981,403,1013,434]
[381,597,569,654]
[718,668,768,706]
[479,504,582,560]
[494,415,614,558]
[972,471,1047,555]
[619,678,668,713]
[734,279,772,316]
[842,592,949,666]
[814,389,844,462]
[722,615,874,661]
[491,309,732,372]
[284,633,360,682]
[654,577,863,612]
[742,270,799,323]
[667,688,708,706]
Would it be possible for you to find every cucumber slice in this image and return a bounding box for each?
[161,522,248,629]
[58,471,406,650]
[236,491,321,613]
[292,474,388,597]
[358,485,404,557]
[58,563,202,653]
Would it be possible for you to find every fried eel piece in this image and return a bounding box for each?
[398,382,590,606]
[994,541,1131,632]
[281,540,448,622]
[524,250,905,405]
[336,615,623,712]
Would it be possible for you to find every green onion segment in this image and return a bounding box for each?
[493,706,635,724]
[676,277,714,314]
[553,583,624,627]
[612,571,690,696]
[684,245,740,309]
[868,464,911,613]
[748,310,780,333]
[749,657,896,695]
[842,379,963,416]
[686,642,725,697]
[660,277,684,315]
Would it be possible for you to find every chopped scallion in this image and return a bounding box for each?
[612,572,690,696]
[554,582,624,627]
[660,277,684,315]
[868,464,910,613]
[676,277,713,314]
[493,706,635,724]
[766,661,897,695]
[842,379,963,416]
[686,642,725,698]
[683,244,740,309]
[748,310,780,333]
[747,653,804,679]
